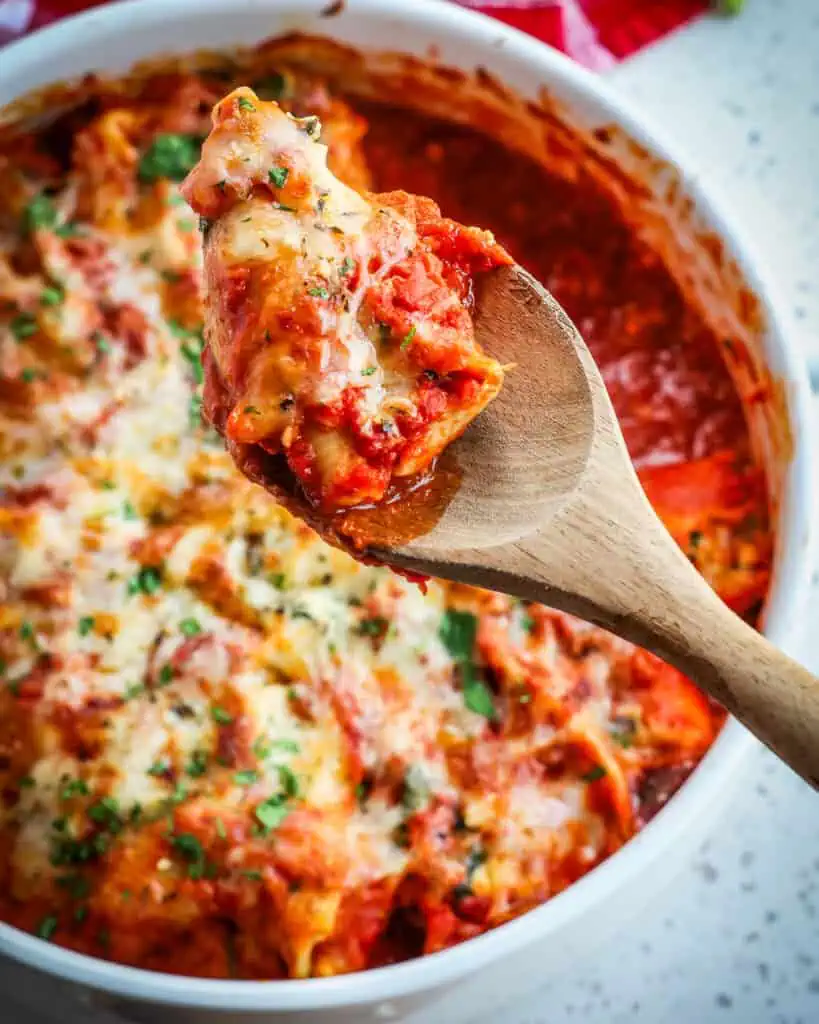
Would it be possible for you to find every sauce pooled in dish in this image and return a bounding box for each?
[182,87,510,545]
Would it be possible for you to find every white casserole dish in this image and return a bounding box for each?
[0,1,815,1021]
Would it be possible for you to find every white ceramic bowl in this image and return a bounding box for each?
[0,2,815,1022]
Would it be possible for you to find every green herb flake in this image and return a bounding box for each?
[18,775,36,789]
[439,610,478,663]
[40,285,64,307]
[439,610,497,721]
[463,674,496,719]
[583,765,607,783]
[23,193,58,234]
[400,324,417,350]
[211,705,233,726]
[356,616,388,638]
[123,682,145,701]
[254,797,289,834]
[170,832,206,878]
[362,366,376,376]
[157,664,175,687]
[60,778,89,801]
[340,256,355,277]
[243,405,261,415]
[78,616,95,637]
[87,796,121,829]
[179,618,202,637]
[127,565,162,597]
[215,817,227,840]
[234,770,259,786]
[189,393,204,427]
[307,286,330,299]
[268,166,289,188]
[147,760,169,778]
[35,915,58,941]
[277,764,300,800]
[238,97,256,112]
[138,133,202,183]
[122,500,139,521]
[186,750,208,778]
[11,314,38,341]
[242,869,263,882]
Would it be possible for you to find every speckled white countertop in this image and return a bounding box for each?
[3,1,819,1021]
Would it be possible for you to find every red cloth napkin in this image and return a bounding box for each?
[0,0,708,67]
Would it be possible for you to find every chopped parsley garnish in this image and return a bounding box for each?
[400,324,417,350]
[254,797,289,834]
[77,616,95,637]
[215,818,227,840]
[211,705,233,726]
[243,405,261,415]
[277,764,300,800]
[179,618,201,637]
[170,832,207,878]
[87,796,121,831]
[439,610,497,721]
[242,869,263,882]
[122,500,139,521]
[127,565,162,597]
[269,573,287,590]
[123,682,145,701]
[362,366,376,376]
[307,286,330,299]
[189,393,204,427]
[186,750,208,778]
[19,619,38,649]
[234,770,259,786]
[356,616,388,638]
[35,915,58,941]
[18,776,35,789]
[268,166,289,188]
[147,760,169,777]
[272,739,300,755]
[56,873,91,901]
[238,97,256,112]
[356,776,373,806]
[465,844,488,882]
[50,833,108,867]
[138,133,202,183]
[60,778,89,801]
[157,664,175,687]
[340,257,355,276]
[583,765,607,783]
[22,193,58,234]
[20,368,44,383]
[463,674,496,719]
[439,609,478,662]
[95,334,112,355]
[11,313,37,341]
[40,285,64,307]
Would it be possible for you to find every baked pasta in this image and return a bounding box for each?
[181,87,508,532]
[0,55,771,980]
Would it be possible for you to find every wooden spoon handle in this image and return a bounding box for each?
[508,480,819,788]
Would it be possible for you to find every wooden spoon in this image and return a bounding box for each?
[368,264,819,789]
